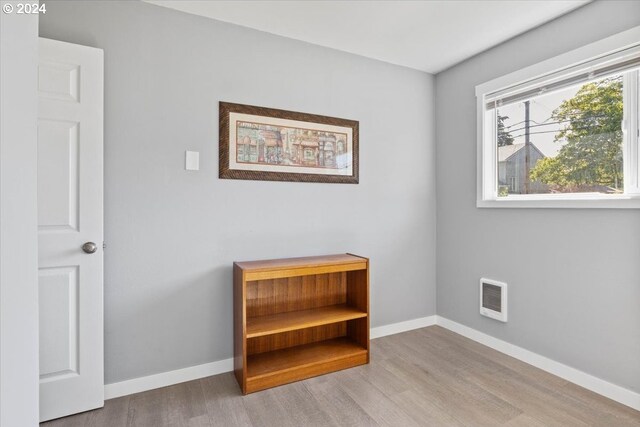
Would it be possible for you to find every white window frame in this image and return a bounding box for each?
[476,26,640,209]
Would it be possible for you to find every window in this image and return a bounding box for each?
[477,26,640,208]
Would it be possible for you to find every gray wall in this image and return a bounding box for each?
[436,0,640,393]
[40,1,436,384]
[1,4,40,425]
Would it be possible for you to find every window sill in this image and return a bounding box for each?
[477,194,640,209]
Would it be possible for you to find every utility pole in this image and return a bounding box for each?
[524,100,531,194]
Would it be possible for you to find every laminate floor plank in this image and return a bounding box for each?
[165,380,209,427]
[561,382,640,422]
[303,375,380,427]
[501,414,549,427]
[200,373,251,427]
[381,355,520,426]
[547,385,640,427]
[41,326,640,427]
[466,369,591,427]
[270,381,339,427]
[353,359,412,397]
[389,389,468,427]
[40,412,90,427]
[82,396,131,427]
[368,336,398,361]
[331,367,422,427]
[402,330,579,426]
[375,337,523,425]
[126,387,170,427]
[424,326,569,389]
[240,387,296,427]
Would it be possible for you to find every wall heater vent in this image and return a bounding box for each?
[480,278,507,322]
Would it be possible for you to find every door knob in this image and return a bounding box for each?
[82,242,98,254]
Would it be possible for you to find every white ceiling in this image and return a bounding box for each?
[145,0,590,74]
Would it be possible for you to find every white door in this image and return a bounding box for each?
[38,37,104,422]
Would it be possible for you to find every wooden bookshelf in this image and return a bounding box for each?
[233,254,369,394]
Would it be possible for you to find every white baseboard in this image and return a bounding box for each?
[436,316,640,412]
[103,315,437,399]
[104,314,640,413]
[104,357,234,399]
[370,315,437,339]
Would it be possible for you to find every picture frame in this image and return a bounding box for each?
[219,102,359,184]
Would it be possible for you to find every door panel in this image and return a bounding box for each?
[38,61,80,102]
[38,37,104,422]
[38,266,79,380]
[37,120,79,231]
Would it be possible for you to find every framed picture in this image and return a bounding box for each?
[219,102,359,184]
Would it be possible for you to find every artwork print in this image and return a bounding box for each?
[219,102,359,184]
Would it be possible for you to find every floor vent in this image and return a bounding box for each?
[480,278,507,322]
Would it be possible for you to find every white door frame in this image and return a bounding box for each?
[0,5,40,427]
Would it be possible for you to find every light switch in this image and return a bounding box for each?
[185,151,199,171]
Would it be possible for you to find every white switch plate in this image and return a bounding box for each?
[185,151,199,171]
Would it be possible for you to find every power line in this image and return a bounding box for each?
[503,113,610,130]
[503,119,537,128]
[503,115,612,135]
[505,120,570,134]
[510,127,620,140]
